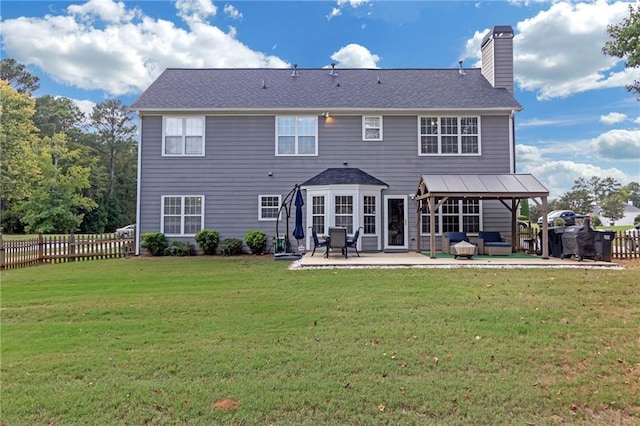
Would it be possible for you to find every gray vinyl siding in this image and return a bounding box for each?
[138,112,514,252]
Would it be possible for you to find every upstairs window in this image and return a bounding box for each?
[276,116,317,156]
[419,116,479,155]
[362,116,383,141]
[163,117,205,156]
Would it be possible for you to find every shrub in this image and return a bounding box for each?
[244,230,267,255]
[195,229,220,255]
[165,241,196,256]
[140,232,168,256]
[634,214,640,226]
[591,215,602,227]
[218,238,243,256]
[553,218,566,227]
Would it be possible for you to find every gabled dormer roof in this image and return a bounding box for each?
[130,68,522,112]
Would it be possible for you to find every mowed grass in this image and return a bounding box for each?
[2,257,639,425]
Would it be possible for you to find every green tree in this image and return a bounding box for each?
[0,81,40,232]
[603,4,640,99]
[0,58,40,95]
[33,95,85,138]
[17,134,97,233]
[622,181,640,207]
[599,192,626,225]
[88,99,137,230]
[557,177,594,214]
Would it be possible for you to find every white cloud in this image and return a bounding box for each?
[176,0,217,25]
[328,0,370,20]
[330,44,380,68]
[223,4,243,20]
[463,1,636,100]
[634,117,640,124]
[520,159,629,199]
[600,112,628,125]
[67,0,138,23]
[0,0,288,96]
[515,144,544,163]
[589,129,640,160]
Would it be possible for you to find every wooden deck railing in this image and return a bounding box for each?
[0,233,136,270]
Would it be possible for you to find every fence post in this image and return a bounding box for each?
[38,233,44,264]
[0,232,5,270]
[69,233,76,262]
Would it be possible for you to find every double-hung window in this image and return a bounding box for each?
[311,196,326,234]
[421,199,481,234]
[334,195,354,234]
[276,116,317,156]
[419,116,479,155]
[162,195,204,235]
[362,116,382,141]
[163,117,205,156]
[259,195,281,221]
[363,195,377,234]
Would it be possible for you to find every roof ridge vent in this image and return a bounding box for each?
[291,64,299,77]
[329,63,338,76]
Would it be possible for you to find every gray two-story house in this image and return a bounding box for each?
[131,25,549,255]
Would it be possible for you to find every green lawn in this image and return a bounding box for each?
[2,257,639,425]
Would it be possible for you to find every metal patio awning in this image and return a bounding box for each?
[415,174,550,258]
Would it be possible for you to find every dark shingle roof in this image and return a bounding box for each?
[301,168,388,187]
[130,68,521,111]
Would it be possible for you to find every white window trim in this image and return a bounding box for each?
[258,194,282,221]
[161,195,205,236]
[162,116,205,157]
[417,116,481,156]
[420,200,484,235]
[362,116,383,141]
[304,185,384,251]
[275,116,318,156]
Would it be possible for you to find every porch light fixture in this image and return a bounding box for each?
[322,112,331,118]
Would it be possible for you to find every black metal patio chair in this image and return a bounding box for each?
[345,227,362,257]
[309,227,327,257]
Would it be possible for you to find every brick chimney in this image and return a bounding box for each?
[481,25,514,94]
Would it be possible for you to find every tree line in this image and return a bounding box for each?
[1,58,137,234]
[526,177,640,226]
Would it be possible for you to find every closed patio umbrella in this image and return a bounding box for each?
[293,187,305,241]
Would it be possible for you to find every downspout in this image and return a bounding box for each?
[135,113,142,256]
[509,110,516,173]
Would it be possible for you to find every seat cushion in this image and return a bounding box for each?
[479,231,502,243]
[484,242,511,247]
[444,232,468,242]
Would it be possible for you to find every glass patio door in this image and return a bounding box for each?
[384,196,408,250]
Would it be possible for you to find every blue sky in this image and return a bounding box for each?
[2,0,639,199]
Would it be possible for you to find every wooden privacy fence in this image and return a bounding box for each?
[1,233,135,270]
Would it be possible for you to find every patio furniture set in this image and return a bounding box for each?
[310,227,361,259]
[443,231,512,259]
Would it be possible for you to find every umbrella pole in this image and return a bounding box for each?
[274,184,301,260]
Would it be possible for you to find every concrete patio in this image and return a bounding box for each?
[293,251,622,269]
